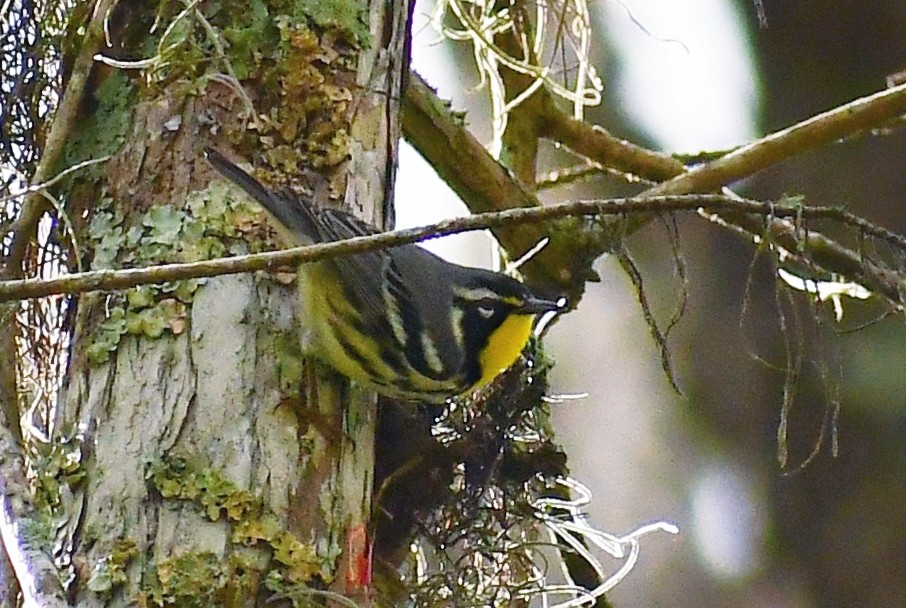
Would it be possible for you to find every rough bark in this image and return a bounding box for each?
[52,1,410,604]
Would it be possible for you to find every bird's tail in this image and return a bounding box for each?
[204,147,319,245]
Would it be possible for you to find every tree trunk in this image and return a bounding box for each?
[54,1,410,604]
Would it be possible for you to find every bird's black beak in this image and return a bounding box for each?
[522,295,564,315]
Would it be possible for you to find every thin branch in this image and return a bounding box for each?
[1,194,904,304]
[2,0,121,278]
[0,156,111,206]
[539,94,684,183]
[643,80,906,196]
[536,161,648,190]
[616,247,682,394]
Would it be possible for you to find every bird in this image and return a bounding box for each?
[204,147,562,403]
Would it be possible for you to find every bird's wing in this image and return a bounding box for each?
[313,208,396,333]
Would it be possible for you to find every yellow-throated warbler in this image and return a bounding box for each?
[205,148,561,403]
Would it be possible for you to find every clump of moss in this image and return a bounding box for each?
[144,455,327,598]
[86,539,139,595]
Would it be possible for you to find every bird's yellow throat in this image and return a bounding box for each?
[475,313,535,389]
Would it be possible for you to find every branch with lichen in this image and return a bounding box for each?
[1,194,905,305]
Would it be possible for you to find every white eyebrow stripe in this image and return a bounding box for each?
[453,286,498,301]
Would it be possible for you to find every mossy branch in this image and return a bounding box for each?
[1,194,904,305]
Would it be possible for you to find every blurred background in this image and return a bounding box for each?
[396,1,906,606]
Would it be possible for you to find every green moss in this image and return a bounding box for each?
[221,0,279,80]
[86,538,138,594]
[146,455,327,592]
[217,0,368,82]
[64,70,135,172]
[294,0,369,46]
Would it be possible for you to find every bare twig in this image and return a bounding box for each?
[616,247,682,394]
[2,0,121,277]
[644,81,906,196]
[536,161,650,190]
[0,156,111,206]
[1,193,904,304]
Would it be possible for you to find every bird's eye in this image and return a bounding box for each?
[476,298,498,319]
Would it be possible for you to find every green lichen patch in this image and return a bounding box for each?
[23,421,89,561]
[86,538,139,594]
[83,182,265,365]
[136,551,271,607]
[140,552,228,607]
[147,456,258,523]
[64,70,135,172]
[85,306,128,364]
[146,455,327,594]
[268,530,321,584]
